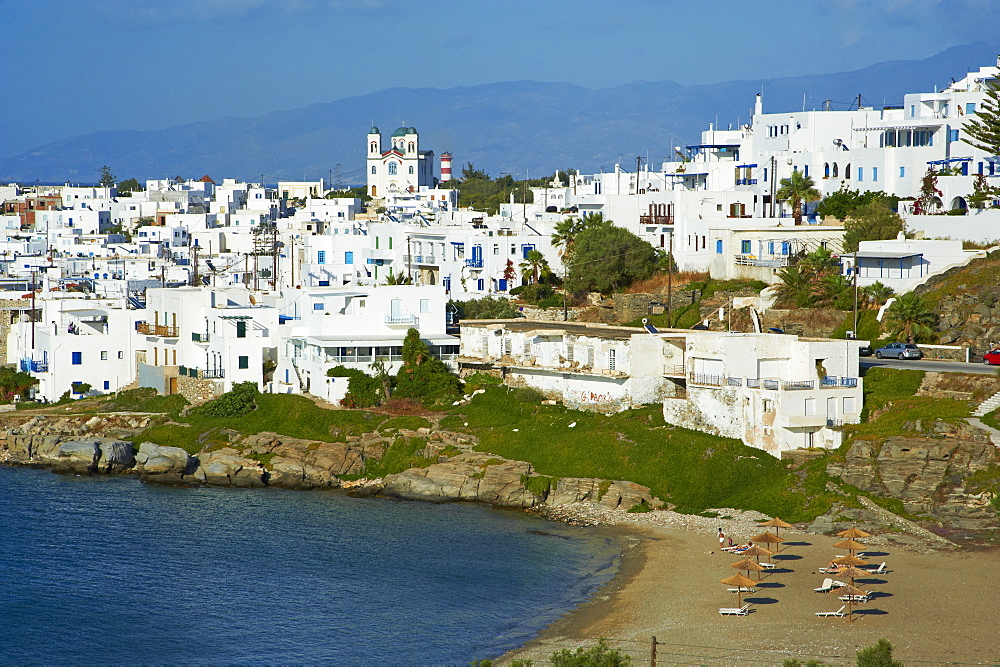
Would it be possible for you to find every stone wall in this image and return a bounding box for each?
[0,297,31,365]
[176,375,223,404]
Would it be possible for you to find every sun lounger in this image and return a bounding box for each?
[818,567,843,574]
[726,586,755,593]
[864,562,887,574]
[759,562,776,569]
[813,578,834,593]
[719,604,753,616]
[815,605,847,617]
[839,592,872,603]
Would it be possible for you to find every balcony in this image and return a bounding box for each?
[639,214,674,225]
[20,358,48,373]
[464,257,484,269]
[192,332,210,343]
[385,313,419,325]
[735,178,758,185]
[821,376,858,388]
[734,255,789,268]
[201,368,225,379]
[136,322,179,337]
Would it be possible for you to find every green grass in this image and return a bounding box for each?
[342,436,434,479]
[830,309,885,344]
[379,416,432,431]
[448,387,837,521]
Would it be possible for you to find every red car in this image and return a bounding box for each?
[983,350,1000,365]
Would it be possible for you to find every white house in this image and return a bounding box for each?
[841,237,987,293]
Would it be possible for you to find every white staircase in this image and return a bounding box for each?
[973,390,1000,417]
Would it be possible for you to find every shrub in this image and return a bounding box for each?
[450,296,521,320]
[856,638,901,667]
[550,638,630,666]
[393,328,463,405]
[190,381,259,418]
[510,282,555,304]
[328,365,384,408]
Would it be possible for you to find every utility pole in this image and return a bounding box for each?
[667,234,673,327]
[770,156,777,218]
[852,262,859,337]
[635,156,642,194]
[650,636,657,667]
[407,235,413,282]
[290,236,295,287]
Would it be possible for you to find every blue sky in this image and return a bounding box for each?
[2,0,998,157]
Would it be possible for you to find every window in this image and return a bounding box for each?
[477,278,484,291]
[872,167,878,182]
[237,321,247,338]
[408,166,414,174]
[314,303,324,311]
[238,355,249,370]
[716,239,723,254]
[949,129,960,142]
[900,166,905,178]
[910,104,915,117]
[420,299,430,313]
[345,251,353,264]
[103,381,110,390]
[388,237,393,249]
[101,351,108,360]
[118,351,123,360]
[388,162,397,175]
[967,102,976,114]
[857,167,863,182]
[72,351,82,365]
[741,240,751,254]
[317,250,326,264]
[371,166,376,174]
[804,398,816,416]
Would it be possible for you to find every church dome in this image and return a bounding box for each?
[369,126,380,134]
[391,126,409,137]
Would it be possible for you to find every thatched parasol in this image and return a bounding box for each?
[750,531,786,552]
[836,525,872,539]
[832,583,868,622]
[731,557,766,580]
[742,544,774,564]
[832,538,867,554]
[833,554,869,568]
[720,573,757,607]
[834,565,870,581]
[759,517,793,537]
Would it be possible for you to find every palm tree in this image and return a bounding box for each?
[861,281,894,310]
[776,170,821,225]
[774,266,814,308]
[797,246,838,282]
[580,211,611,230]
[819,274,853,308]
[519,249,551,285]
[551,217,584,260]
[884,292,937,343]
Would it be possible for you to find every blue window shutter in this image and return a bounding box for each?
[872,167,878,181]
[345,251,353,265]
[715,239,723,254]
[498,279,507,291]
[317,250,325,264]
[858,168,863,182]
[72,351,82,365]
[741,240,751,254]
[477,278,484,291]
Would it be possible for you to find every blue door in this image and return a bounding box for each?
[498,279,507,291]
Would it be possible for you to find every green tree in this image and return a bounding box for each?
[190,381,259,418]
[843,200,906,252]
[967,173,1000,209]
[327,365,383,408]
[816,184,897,221]
[884,292,937,343]
[776,170,821,224]
[116,177,142,195]
[550,638,629,666]
[552,217,584,261]
[797,247,839,284]
[519,249,552,285]
[963,81,1000,156]
[393,328,462,403]
[0,365,37,402]
[819,274,853,309]
[98,165,116,187]
[565,225,659,294]
[450,296,521,320]
[856,638,902,667]
[384,270,413,285]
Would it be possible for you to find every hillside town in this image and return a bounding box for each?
[2,57,999,461]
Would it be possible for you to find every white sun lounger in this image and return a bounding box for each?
[719,604,752,616]
[813,578,834,593]
[726,586,755,593]
[816,605,847,617]
[759,562,776,569]
[839,591,873,603]
[864,562,887,574]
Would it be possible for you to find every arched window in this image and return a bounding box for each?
[370,142,377,153]
[844,164,851,180]
[371,166,377,174]
[408,166,414,174]
[388,162,397,175]
[832,163,839,178]
[824,163,830,178]
[408,142,415,153]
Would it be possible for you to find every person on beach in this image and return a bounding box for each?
[718,528,725,549]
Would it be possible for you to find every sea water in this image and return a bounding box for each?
[0,466,618,663]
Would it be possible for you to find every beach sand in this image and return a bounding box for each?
[506,516,1000,665]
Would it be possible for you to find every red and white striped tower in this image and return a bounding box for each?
[440,152,453,182]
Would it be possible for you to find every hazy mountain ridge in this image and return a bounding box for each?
[2,42,996,184]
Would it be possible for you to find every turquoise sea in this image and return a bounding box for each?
[0,466,619,664]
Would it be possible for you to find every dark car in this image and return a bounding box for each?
[858,343,873,357]
[875,342,922,360]
[982,349,1000,365]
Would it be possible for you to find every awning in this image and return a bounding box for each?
[927,157,972,165]
[307,290,369,298]
[668,172,708,177]
[845,251,923,259]
[301,333,458,346]
[735,164,758,168]
[62,308,108,317]
[686,144,740,149]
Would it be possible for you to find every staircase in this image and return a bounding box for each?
[972,389,1000,417]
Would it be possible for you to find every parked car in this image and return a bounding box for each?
[858,343,873,357]
[982,349,1000,365]
[874,342,922,359]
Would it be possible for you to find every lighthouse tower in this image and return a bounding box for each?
[440,152,453,183]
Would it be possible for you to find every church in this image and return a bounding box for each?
[367,125,445,198]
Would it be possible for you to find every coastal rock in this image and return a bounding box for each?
[266,457,341,490]
[136,442,199,485]
[548,477,654,510]
[197,449,266,488]
[51,439,101,474]
[382,453,536,507]
[97,440,136,472]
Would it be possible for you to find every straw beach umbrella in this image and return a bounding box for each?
[759,517,793,538]
[833,554,868,568]
[731,557,766,581]
[836,525,872,539]
[750,531,785,553]
[720,573,757,607]
[832,583,868,622]
[742,544,774,565]
[832,538,867,554]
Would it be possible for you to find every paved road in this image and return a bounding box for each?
[861,358,1000,375]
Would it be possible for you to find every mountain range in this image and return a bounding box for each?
[2,42,997,185]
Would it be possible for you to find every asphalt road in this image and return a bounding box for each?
[861,358,1000,375]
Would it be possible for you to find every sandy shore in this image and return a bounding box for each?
[505,507,1000,665]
